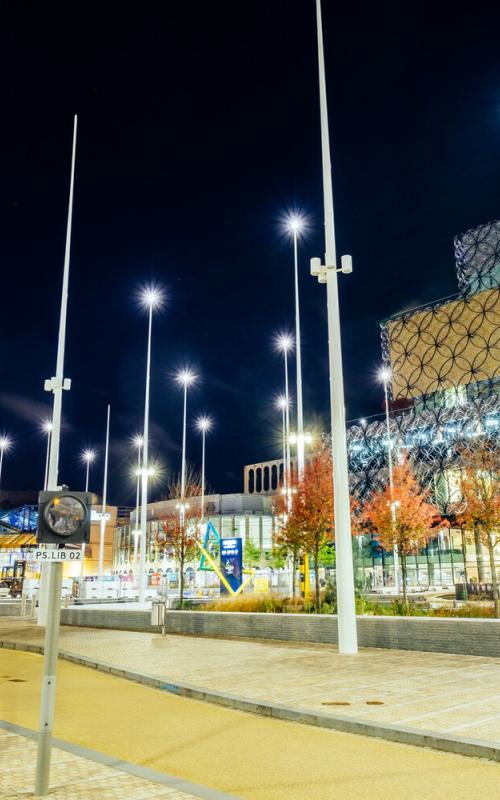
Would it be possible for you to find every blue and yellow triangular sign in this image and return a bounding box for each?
[198,521,221,570]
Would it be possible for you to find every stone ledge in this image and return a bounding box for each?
[59,608,500,658]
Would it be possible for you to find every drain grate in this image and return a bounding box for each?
[321,701,351,706]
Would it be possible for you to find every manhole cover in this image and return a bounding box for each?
[366,701,384,706]
[321,701,351,706]
[8,679,26,683]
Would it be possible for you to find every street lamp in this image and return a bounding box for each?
[287,215,307,481]
[132,434,143,575]
[41,423,53,491]
[81,448,96,492]
[379,366,400,593]
[35,115,78,795]
[309,0,358,654]
[138,286,163,603]
[276,395,290,508]
[195,416,213,520]
[0,436,11,490]
[176,370,197,527]
[276,335,293,510]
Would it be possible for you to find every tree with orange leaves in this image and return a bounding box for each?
[277,443,335,610]
[155,475,202,607]
[362,459,437,606]
[455,442,500,617]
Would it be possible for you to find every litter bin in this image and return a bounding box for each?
[151,600,167,634]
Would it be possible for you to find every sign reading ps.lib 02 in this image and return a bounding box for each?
[30,549,82,562]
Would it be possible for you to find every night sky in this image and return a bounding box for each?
[1,1,499,505]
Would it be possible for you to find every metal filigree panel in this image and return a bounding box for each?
[454,218,500,294]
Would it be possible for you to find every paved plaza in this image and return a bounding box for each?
[0,727,201,800]
[2,648,500,800]
[1,617,500,746]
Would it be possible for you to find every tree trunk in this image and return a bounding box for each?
[314,545,320,613]
[475,526,487,581]
[291,549,297,599]
[487,540,499,618]
[401,553,408,608]
[461,528,468,602]
[179,553,185,608]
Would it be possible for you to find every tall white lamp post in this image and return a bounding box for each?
[138,287,162,603]
[309,0,358,654]
[195,416,212,520]
[379,367,400,592]
[98,405,110,583]
[276,335,293,510]
[0,436,12,490]
[35,114,78,796]
[287,216,307,481]
[176,370,197,527]
[42,424,52,490]
[79,447,96,579]
[132,434,143,575]
[81,448,96,492]
[276,396,289,502]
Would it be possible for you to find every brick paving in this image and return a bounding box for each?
[2,618,500,744]
[0,729,198,799]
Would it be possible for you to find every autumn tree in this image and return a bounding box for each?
[277,444,335,610]
[155,473,202,607]
[362,459,437,606]
[456,441,500,616]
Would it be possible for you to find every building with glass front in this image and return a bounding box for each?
[244,218,500,592]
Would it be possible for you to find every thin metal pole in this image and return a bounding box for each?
[201,428,206,520]
[282,406,287,500]
[0,447,4,490]
[138,305,153,602]
[98,405,111,582]
[293,229,305,481]
[133,442,142,574]
[80,457,91,579]
[35,114,78,797]
[284,350,291,512]
[315,0,357,654]
[383,377,400,591]
[44,431,51,491]
[180,382,188,527]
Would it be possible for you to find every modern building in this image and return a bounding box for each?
[243,218,500,591]
[112,493,276,581]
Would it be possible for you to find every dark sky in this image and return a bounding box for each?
[1,1,499,504]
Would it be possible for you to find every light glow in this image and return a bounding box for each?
[42,421,53,435]
[196,415,213,433]
[176,369,197,387]
[0,436,11,452]
[81,448,96,465]
[276,395,289,411]
[132,434,144,449]
[139,285,164,310]
[275,333,294,353]
[379,367,392,383]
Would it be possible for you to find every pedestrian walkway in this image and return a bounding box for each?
[1,618,500,749]
[2,649,500,800]
[0,726,205,800]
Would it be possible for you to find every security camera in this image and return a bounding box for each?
[310,257,322,277]
[341,254,353,274]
